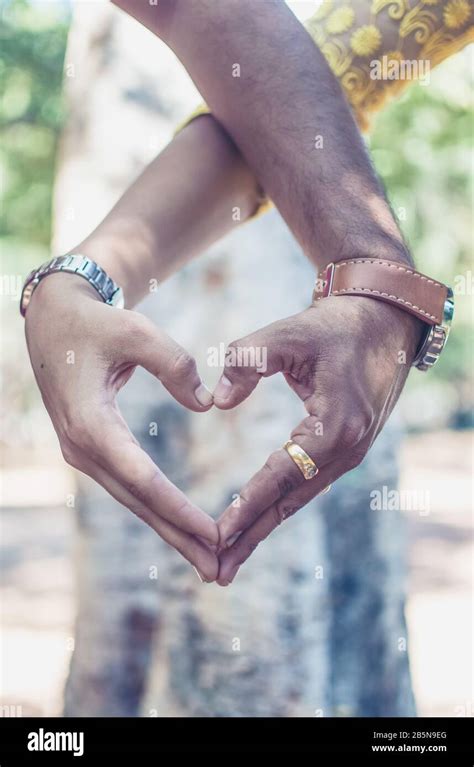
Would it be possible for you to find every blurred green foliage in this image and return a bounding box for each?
[0,1,472,424]
[370,53,473,417]
[1,0,68,252]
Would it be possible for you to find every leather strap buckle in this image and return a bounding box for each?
[322,262,335,297]
[312,262,335,302]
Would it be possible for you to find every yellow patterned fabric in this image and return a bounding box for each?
[307,0,473,131]
[176,0,473,215]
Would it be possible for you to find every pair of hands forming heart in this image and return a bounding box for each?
[25,269,421,585]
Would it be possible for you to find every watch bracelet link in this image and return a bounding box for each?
[20,254,124,317]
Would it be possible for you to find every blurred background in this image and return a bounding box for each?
[1,0,472,717]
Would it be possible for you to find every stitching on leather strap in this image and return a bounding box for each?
[333,260,445,291]
[332,287,437,321]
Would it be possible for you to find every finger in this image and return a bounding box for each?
[100,440,219,545]
[217,461,343,586]
[212,320,290,410]
[77,452,219,582]
[78,408,219,545]
[125,313,213,411]
[217,410,344,547]
[217,446,305,549]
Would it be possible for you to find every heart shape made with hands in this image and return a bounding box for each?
[103,299,403,587]
[26,281,412,589]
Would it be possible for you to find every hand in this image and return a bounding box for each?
[24,273,219,581]
[213,295,423,585]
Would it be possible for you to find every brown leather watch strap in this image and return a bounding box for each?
[313,258,448,325]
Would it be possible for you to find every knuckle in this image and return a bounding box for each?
[271,505,283,528]
[359,402,376,434]
[223,341,241,374]
[264,451,302,493]
[262,450,281,476]
[237,489,251,507]
[346,447,367,471]
[292,415,320,442]
[289,355,316,387]
[274,499,300,524]
[339,410,373,451]
[60,440,79,468]
[127,312,153,340]
[117,312,153,352]
[224,339,258,377]
[227,337,246,353]
[170,350,196,380]
[277,472,300,495]
[62,413,92,452]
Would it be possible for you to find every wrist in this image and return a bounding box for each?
[331,236,413,271]
[380,300,425,361]
[68,236,137,308]
[313,256,452,370]
[21,253,125,319]
[75,241,125,282]
[25,271,100,325]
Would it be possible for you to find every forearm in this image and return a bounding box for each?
[113,0,411,269]
[74,114,260,307]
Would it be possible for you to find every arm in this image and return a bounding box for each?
[75,115,260,307]
[113,0,472,267]
[110,0,459,583]
[24,115,263,581]
[25,0,466,582]
[112,0,411,270]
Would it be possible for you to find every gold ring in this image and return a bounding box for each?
[283,440,319,480]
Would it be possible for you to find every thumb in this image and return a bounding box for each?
[125,314,213,411]
[213,324,285,410]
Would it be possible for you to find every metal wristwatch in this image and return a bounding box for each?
[313,259,454,371]
[410,287,454,371]
[20,254,124,317]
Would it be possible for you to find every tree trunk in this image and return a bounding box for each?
[55,4,415,718]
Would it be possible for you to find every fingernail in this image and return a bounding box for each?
[214,374,232,401]
[320,484,332,496]
[226,530,243,548]
[194,382,213,407]
[192,566,206,583]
